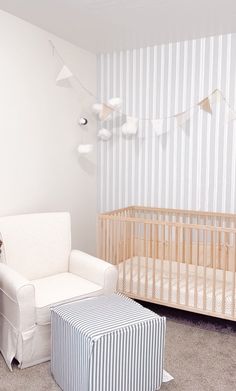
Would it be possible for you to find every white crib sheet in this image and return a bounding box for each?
[118,256,236,316]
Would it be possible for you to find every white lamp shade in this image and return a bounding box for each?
[77,144,93,154]
[98,128,112,140]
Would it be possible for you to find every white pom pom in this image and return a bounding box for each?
[121,117,138,135]
[107,97,122,109]
[92,103,103,114]
[77,144,93,154]
[98,128,112,140]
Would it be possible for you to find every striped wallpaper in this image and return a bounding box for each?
[97,33,236,214]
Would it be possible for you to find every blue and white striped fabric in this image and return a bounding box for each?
[51,294,166,391]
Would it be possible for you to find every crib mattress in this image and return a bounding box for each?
[118,257,236,316]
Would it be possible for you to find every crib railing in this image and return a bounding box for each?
[98,206,236,321]
[102,205,236,228]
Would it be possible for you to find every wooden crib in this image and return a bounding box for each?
[98,206,236,321]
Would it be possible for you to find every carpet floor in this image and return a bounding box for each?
[0,304,236,391]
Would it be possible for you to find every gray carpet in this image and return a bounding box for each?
[1,307,236,391]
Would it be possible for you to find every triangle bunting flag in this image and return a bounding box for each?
[198,96,212,114]
[56,65,73,87]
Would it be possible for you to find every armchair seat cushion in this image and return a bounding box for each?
[32,273,103,325]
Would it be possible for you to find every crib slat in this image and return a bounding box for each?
[149,220,153,258]
[218,231,221,270]
[222,231,227,314]
[160,223,165,301]
[130,221,134,293]
[97,217,101,259]
[105,219,109,261]
[168,225,172,302]
[107,219,110,262]
[156,220,159,258]
[217,230,221,312]
[182,225,185,263]
[203,229,207,311]
[176,226,180,305]
[99,217,102,260]
[102,219,105,260]
[144,223,148,298]
[122,220,126,293]
[102,220,105,260]
[117,216,120,263]
[113,218,116,265]
[105,218,108,261]
[190,225,193,265]
[110,218,113,264]
[194,228,199,309]
[152,223,156,299]
[108,218,111,262]
[210,228,213,268]
[185,228,189,307]
[212,230,217,313]
[97,217,100,258]
[232,233,236,318]
[111,218,114,264]
[109,218,112,261]
[137,222,141,296]
[116,218,120,290]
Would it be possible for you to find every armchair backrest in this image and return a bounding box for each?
[0,212,71,280]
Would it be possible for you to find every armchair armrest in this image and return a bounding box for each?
[0,263,35,331]
[69,250,118,294]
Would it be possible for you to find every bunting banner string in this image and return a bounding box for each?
[50,40,236,139]
[49,40,94,97]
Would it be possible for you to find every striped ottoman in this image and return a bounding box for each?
[51,294,166,391]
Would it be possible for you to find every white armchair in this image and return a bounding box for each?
[0,212,117,370]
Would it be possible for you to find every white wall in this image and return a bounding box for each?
[98,34,236,214]
[0,10,97,254]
